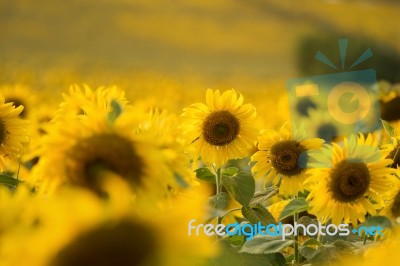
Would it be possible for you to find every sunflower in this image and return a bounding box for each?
[181,89,257,167]
[135,108,194,190]
[251,123,324,196]
[0,185,216,266]
[304,108,343,142]
[334,227,400,266]
[305,134,396,225]
[0,96,29,171]
[53,84,128,122]
[380,179,400,221]
[31,101,178,200]
[268,199,290,221]
[0,83,38,118]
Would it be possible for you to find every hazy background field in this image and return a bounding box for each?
[1,0,399,104]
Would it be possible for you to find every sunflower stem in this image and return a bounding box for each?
[363,235,367,246]
[294,212,299,265]
[216,167,222,225]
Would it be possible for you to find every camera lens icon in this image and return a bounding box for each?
[327,82,371,125]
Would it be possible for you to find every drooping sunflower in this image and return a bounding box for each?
[251,123,324,196]
[305,134,396,225]
[0,96,29,170]
[0,184,216,266]
[181,89,257,167]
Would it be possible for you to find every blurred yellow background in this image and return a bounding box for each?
[1,0,399,107]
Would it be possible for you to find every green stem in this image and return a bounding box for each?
[216,167,222,225]
[294,212,299,265]
[363,235,367,246]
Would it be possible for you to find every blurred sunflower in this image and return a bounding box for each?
[382,136,400,170]
[380,179,400,220]
[0,185,216,266]
[379,81,400,134]
[251,123,324,196]
[0,96,29,170]
[335,227,400,266]
[305,134,395,225]
[53,84,128,122]
[181,89,257,167]
[0,83,37,118]
[268,199,290,221]
[305,108,342,142]
[31,107,176,199]
[135,108,194,190]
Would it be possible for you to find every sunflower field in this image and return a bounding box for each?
[1,0,400,266]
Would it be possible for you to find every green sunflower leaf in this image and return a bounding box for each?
[108,100,123,124]
[381,119,396,137]
[240,236,295,255]
[250,187,278,205]
[279,198,308,221]
[194,167,216,183]
[242,204,276,225]
[212,238,286,266]
[301,238,322,248]
[221,171,255,206]
[222,167,238,176]
[0,174,21,187]
[208,192,229,210]
[360,215,393,229]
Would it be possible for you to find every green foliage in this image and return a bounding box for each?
[242,204,276,226]
[212,239,286,266]
[107,99,123,124]
[382,119,396,137]
[0,174,21,187]
[221,172,255,206]
[249,187,278,205]
[279,198,309,221]
[194,167,216,183]
[240,236,295,255]
[209,192,229,210]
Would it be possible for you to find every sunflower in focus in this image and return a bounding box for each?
[181,89,257,167]
[305,134,395,225]
[251,123,324,196]
[0,96,29,170]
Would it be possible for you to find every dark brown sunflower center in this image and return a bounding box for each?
[49,220,159,266]
[65,133,144,194]
[380,97,400,122]
[270,140,306,176]
[202,110,240,146]
[0,120,6,145]
[390,191,400,218]
[6,97,26,117]
[329,160,370,203]
[387,144,400,169]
